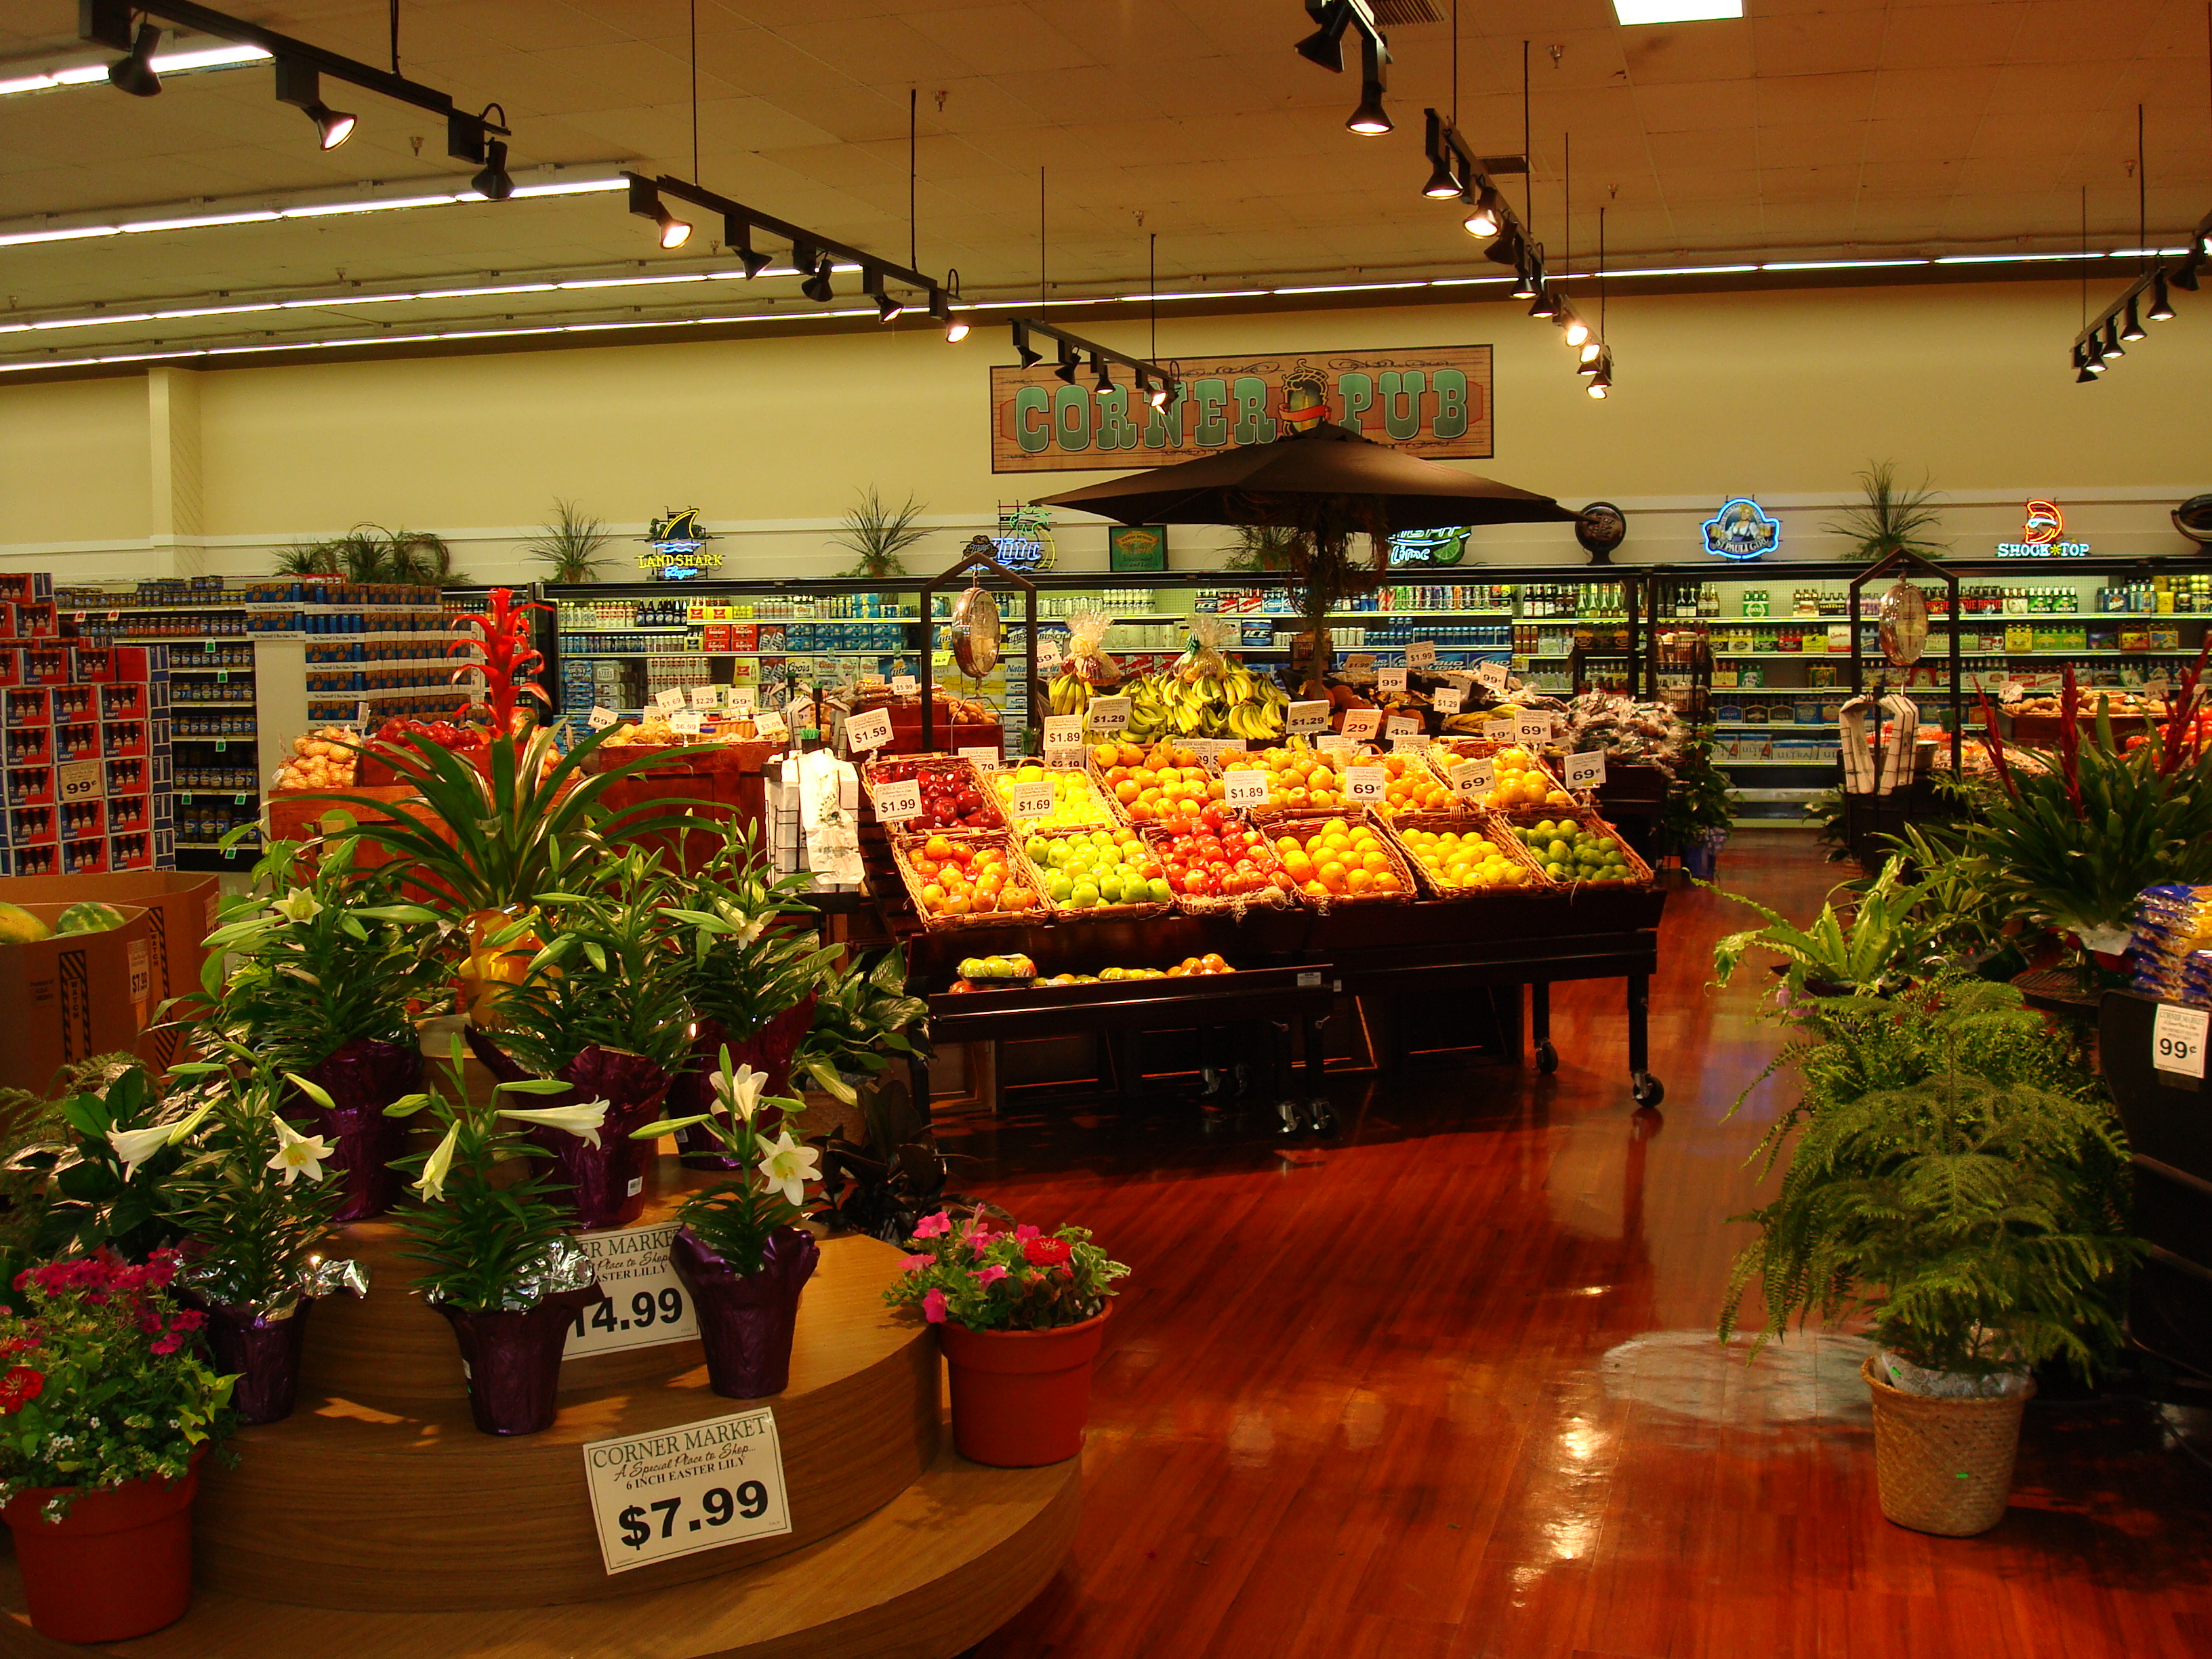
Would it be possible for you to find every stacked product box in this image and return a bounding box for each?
[0,576,173,876]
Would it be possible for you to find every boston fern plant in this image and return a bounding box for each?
[1713,853,1944,998]
[1721,975,2138,1382]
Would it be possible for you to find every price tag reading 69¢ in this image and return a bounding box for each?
[562,1224,698,1361]
[584,1407,792,1574]
[2153,1003,2210,1078]
[1345,764,1386,803]
[1448,757,1495,798]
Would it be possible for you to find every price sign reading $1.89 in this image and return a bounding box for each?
[2153,1002,2210,1078]
[583,1406,792,1574]
[562,1223,699,1360]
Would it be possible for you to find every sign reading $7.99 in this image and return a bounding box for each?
[583,1407,792,1574]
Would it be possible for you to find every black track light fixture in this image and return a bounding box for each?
[1345,33,1391,136]
[1586,356,1612,399]
[628,176,691,249]
[1528,285,1557,321]
[2103,317,2125,360]
[2085,334,2108,373]
[273,60,354,150]
[108,20,162,97]
[933,275,969,342]
[1294,0,1353,73]
[1463,184,1506,240]
[2148,270,2177,320]
[1483,223,1525,270]
[2072,342,2097,384]
[1420,110,1460,199]
[1576,342,1604,374]
[800,252,836,303]
[1092,352,1114,391]
[2121,297,2146,341]
[468,106,514,200]
[1012,321,1043,369]
[865,267,905,323]
[725,218,773,278]
[1561,311,1591,349]
[1512,253,1542,302]
[1053,342,1080,384]
[2172,254,2202,293]
[1151,377,1174,411]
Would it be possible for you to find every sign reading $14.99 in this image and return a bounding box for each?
[562,1223,699,1359]
[583,1407,792,1574]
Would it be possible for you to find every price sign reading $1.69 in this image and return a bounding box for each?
[562,1223,699,1360]
[2153,1002,2210,1079]
[583,1406,792,1574]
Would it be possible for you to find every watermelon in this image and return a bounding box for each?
[53,901,127,937]
[0,902,49,944]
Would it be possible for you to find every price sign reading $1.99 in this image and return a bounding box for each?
[583,1406,792,1574]
[2153,1002,2210,1079]
[563,1223,699,1360]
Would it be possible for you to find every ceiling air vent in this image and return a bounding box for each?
[1369,0,1446,25]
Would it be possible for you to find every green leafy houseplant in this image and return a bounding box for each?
[1822,460,1946,563]
[0,1067,190,1293]
[830,487,930,579]
[525,499,615,585]
[1220,525,1300,573]
[1660,736,1734,846]
[274,523,468,587]
[884,1208,1128,1332]
[793,946,930,1107]
[634,1048,819,1275]
[1719,976,2138,1385]
[1713,854,1945,998]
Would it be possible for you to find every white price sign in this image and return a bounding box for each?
[1475,660,1510,692]
[587,705,618,731]
[891,675,918,697]
[562,1224,698,1359]
[1486,717,1519,740]
[873,779,924,823]
[1009,779,1054,819]
[785,693,816,724]
[1516,716,1552,744]
[1286,699,1331,736]
[1316,734,1359,759]
[1404,639,1437,668]
[1035,638,1064,670]
[1448,758,1494,798]
[584,1407,792,1575]
[2154,1003,2210,1078]
[958,745,1002,766]
[689,684,722,710]
[356,699,372,729]
[1376,665,1408,693]
[1187,737,1246,762]
[1221,769,1272,808]
[1341,708,1383,742]
[655,688,686,712]
[668,709,703,736]
[1345,653,1376,676]
[1041,714,1085,757]
[1385,714,1422,741]
[1344,764,1387,802]
[724,687,756,711]
[844,706,895,752]
[56,760,101,802]
[1563,750,1608,790]
[1999,680,2026,707]
[1086,695,1132,735]
[1433,687,1464,714]
[753,713,789,743]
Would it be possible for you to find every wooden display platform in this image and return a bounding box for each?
[0,1437,1079,1659]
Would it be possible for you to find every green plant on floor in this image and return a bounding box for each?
[1660,737,1734,846]
[274,523,469,588]
[793,946,931,1107]
[830,487,930,579]
[524,499,615,585]
[1719,975,2139,1383]
[1713,853,1943,998]
[1802,785,1850,861]
[1822,460,1946,564]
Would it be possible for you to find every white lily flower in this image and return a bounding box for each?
[756,1130,820,1208]
[713,1065,769,1123]
[730,913,770,949]
[271,887,323,924]
[415,1124,459,1203]
[106,1122,175,1181]
[497,1099,609,1148]
[266,1119,333,1187]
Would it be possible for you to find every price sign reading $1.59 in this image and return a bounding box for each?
[2153,1002,2210,1079]
[562,1223,699,1360]
[583,1406,792,1574]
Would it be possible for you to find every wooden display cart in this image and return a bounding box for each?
[0,1151,1078,1659]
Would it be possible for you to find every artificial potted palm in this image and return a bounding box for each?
[631,1048,823,1397]
[471,851,694,1228]
[1821,460,1947,563]
[187,832,446,1220]
[0,1246,233,1643]
[1719,975,2137,1536]
[157,1051,366,1424]
[525,498,615,585]
[830,487,930,579]
[886,1207,1128,1467]
[384,1042,609,1435]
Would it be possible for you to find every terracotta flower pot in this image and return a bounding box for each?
[437,1282,607,1436]
[3,1458,201,1643]
[938,1305,1111,1467]
[670,1225,820,1398]
[204,1301,312,1426]
[298,1036,424,1222]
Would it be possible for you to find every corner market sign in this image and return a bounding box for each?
[988,345,1493,474]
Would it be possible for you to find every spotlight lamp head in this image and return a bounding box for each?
[108,20,162,97]
[1012,321,1043,369]
[2148,270,2177,320]
[1053,342,1080,384]
[2172,254,2202,293]
[1484,224,1526,270]
[865,268,905,323]
[2121,297,2146,341]
[1294,0,1353,73]
[932,280,970,342]
[1587,362,1612,400]
[274,60,356,150]
[1512,253,1543,301]
[800,254,836,303]
[1421,111,1460,198]
[1149,375,1172,410]
[1092,352,1115,391]
[2072,342,2097,384]
[1563,312,1591,348]
[470,138,514,202]
[626,176,691,249]
[2103,317,2125,359]
[2084,333,2108,373]
[1462,184,1505,240]
[1345,37,1392,136]
[725,218,773,277]
[1528,285,1558,320]
[1576,342,1605,373]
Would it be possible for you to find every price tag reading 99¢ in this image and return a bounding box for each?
[1222,769,1272,809]
[1376,665,1408,694]
[1563,750,1609,790]
[1475,659,1511,693]
[873,779,924,824]
[1448,758,1495,799]
[844,706,895,753]
[563,1224,698,1361]
[584,1407,792,1575]
[2153,1003,2210,1078]
[1345,764,1387,803]
[1341,708,1383,742]
[56,760,100,802]
[1286,699,1331,736]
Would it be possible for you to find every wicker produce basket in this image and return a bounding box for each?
[986,762,1118,833]
[1861,1357,2034,1537]
[1380,810,1557,899]
[1085,742,1221,828]
[861,753,1006,831]
[1261,810,1418,909]
[1136,819,1297,918]
[1494,805,1654,888]
[885,829,1046,930]
[1215,745,1358,821]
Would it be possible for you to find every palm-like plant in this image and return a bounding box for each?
[1220,525,1301,573]
[1822,461,1946,564]
[1713,853,1942,997]
[830,487,930,579]
[273,523,470,587]
[525,499,615,585]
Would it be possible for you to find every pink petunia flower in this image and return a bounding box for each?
[1014,1225,1042,1242]
[900,1253,935,1273]
[150,1334,183,1356]
[912,1212,951,1240]
[975,1264,1008,1287]
[921,1287,947,1324]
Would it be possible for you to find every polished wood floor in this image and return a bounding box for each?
[941,832,2212,1659]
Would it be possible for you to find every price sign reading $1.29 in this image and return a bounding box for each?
[583,1406,792,1574]
[562,1223,699,1360]
[2153,1002,2210,1079]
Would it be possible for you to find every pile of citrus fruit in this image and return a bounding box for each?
[1021,826,1174,909]
[1477,745,1574,811]
[1091,740,1221,825]
[1271,816,1406,900]
[1397,827,1535,890]
[1372,751,1454,817]
[1218,740,1347,812]
[991,763,1109,829]
[1515,819,1637,883]
[905,834,1042,919]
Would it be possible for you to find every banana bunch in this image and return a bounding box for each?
[1047,668,1101,718]
[1113,667,1288,741]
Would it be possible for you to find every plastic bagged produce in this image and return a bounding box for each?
[1046,605,1123,718]
[1175,613,1233,684]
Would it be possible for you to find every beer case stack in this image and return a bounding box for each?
[0,574,174,877]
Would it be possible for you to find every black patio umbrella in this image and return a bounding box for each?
[1031,422,1578,531]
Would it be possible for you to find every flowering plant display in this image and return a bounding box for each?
[884,1208,1128,1332]
[0,1249,234,1520]
[633,1047,820,1275]
[383,1041,602,1312]
[1,1064,187,1290]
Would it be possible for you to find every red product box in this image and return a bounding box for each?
[5,766,54,808]
[104,791,149,832]
[54,722,100,763]
[101,721,148,759]
[60,836,107,877]
[70,647,115,684]
[0,574,53,604]
[58,798,104,840]
[7,804,57,846]
[106,645,167,680]
[18,647,69,686]
[100,683,146,722]
[0,602,57,640]
[4,687,50,729]
[106,832,155,872]
[104,758,147,795]
[4,726,51,769]
[729,623,758,651]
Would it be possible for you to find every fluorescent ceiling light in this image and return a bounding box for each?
[0,42,268,98]
[280,194,463,219]
[1613,1,1743,21]
[1762,258,1930,271]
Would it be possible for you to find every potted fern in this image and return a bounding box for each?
[830,487,930,579]
[384,1041,609,1435]
[1719,974,2138,1536]
[630,1048,821,1397]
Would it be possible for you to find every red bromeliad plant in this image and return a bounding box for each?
[450,586,551,740]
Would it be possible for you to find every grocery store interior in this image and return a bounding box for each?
[2,2,2211,1657]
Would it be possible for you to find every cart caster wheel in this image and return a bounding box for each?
[1197,1066,1226,1100]
[1631,1071,1665,1108]
[1307,1097,1338,1136]
[1275,1099,1305,1135]
[1535,1040,1559,1074]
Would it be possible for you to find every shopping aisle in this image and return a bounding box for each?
[957,832,2212,1659]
